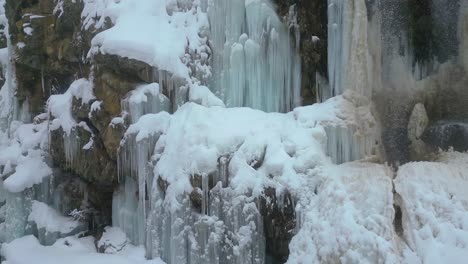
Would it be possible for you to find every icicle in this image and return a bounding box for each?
[324,124,377,164]
[63,129,80,168]
[144,165,266,264]
[201,173,209,215]
[208,0,301,112]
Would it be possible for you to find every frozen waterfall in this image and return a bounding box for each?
[208,0,301,112]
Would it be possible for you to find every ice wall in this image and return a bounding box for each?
[208,0,301,112]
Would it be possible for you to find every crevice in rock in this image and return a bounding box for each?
[392,168,404,238]
[393,202,404,237]
[260,188,296,264]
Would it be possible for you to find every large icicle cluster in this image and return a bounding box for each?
[208,0,301,112]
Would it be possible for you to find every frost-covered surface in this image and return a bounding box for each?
[1,235,165,264]
[395,152,468,264]
[288,162,398,263]
[286,151,468,263]
[28,201,81,234]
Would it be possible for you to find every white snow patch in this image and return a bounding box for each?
[48,78,94,134]
[189,83,225,107]
[1,235,165,264]
[23,26,33,36]
[90,100,102,113]
[87,0,208,80]
[128,83,160,104]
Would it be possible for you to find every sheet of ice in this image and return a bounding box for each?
[1,235,165,264]
[88,0,208,80]
[288,162,399,263]
[394,152,468,264]
[28,201,80,234]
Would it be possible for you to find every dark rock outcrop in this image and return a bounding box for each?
[422,121,468,152]
[5,0,90,114]
[260,188,296,263]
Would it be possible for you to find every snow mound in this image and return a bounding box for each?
[1,121,50,193]
[395,153,468,264]
[288,162,398,264]
[3,151,51,193]
[189,83,225,107]
[1,235,165,264]
[28,201,80,234]
[48,78,94,135]
[87,0,209,80]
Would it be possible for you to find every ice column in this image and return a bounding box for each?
[115,83,170,245]
[326,0,373,100]
[209,0,301,112]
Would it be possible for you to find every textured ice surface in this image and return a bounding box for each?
[288,162,398,264]
[395,153,468,264]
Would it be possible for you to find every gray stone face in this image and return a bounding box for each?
[422,121,468,152]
